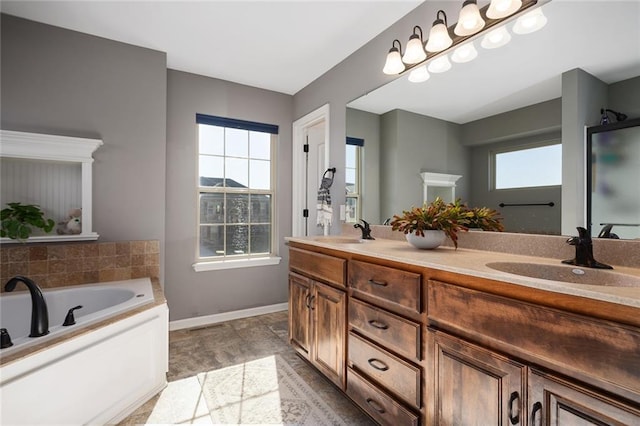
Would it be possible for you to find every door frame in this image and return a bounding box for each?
[292,104,330,237]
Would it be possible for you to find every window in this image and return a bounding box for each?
[345,137,363,223]
[494,142,562,190]
[196,114,278,266]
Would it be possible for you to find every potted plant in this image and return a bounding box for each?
[1,202,55,241]
[462,205,504,232]
[390,197,468,249]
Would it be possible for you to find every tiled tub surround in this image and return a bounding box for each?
[0,240,168,424]
[0,240,160,290]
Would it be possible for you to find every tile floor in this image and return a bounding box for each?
[119,310,375,425]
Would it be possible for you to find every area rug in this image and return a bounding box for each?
[197,355,347,425]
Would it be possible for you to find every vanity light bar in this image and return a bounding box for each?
[384,0,544,77]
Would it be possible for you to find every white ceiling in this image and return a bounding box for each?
[349,0,640,123]
[0,0,422,95]
[3,1,639,124]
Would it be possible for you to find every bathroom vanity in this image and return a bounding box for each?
[286,236,640,425]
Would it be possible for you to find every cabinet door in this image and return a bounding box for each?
[312,280,346,389]
[428,330,526,426]
[528,369,640,426]
[288,272,311,357]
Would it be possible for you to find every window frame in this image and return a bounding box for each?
[193,114,280,271]
[491,140,562,191]
[345,137,363,223]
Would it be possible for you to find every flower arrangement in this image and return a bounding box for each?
[390,198,504,249]
[390,197,468,248]
[462,205,504,232]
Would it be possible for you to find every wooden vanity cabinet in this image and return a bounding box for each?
[346,259,424,425]
[427,330,526,425]
[528,368,640,426]
[288,247,347,389]
[288,242,640,426]
[427,278,640,425]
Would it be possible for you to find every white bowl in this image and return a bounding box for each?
[405,230,446,249]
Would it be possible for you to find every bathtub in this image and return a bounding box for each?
[0,278,169,425]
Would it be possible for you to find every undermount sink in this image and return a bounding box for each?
[485,262,640,287]
[311,236,364,244]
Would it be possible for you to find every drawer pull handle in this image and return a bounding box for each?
[530,401,542,426]
[508,391,520,425]
[365,398,386,414]
[368,320,389,330]
[309,295,315,310]
[368,279,388,287]
[367,358,389,371]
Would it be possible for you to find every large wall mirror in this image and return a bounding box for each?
[587,117,640,240]
[346,0,640,238]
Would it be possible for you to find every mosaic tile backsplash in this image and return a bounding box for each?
[0,240,159,292]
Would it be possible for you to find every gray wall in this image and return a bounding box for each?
[609,75,640,119]
[346,108,380,223]
[166,70,293,321]
[379,110,469,222]
[1,15,167,265]
[462,98,562,146]
[561,68,608,235]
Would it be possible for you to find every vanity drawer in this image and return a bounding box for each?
[349,260,421,314]
[289,247,346,288]
[349,299,421,362]
[347,368,419,426]
[348,332,421,409]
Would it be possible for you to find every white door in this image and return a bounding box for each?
[292,104,331,237]
[306,122,326,236]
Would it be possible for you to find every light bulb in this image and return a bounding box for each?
[454,0,485,36]
[425,11,453,53]
[451,42,478,63]
[487,0,522,19]
[408,65,430,83]
[513,8,548,34]
[403,33,427,64]
[383,43,405,75]
[427,55,452,73]
[481,26,511,49]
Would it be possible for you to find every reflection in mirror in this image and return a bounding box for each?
[346,1,640,236]
[587,118,640,240]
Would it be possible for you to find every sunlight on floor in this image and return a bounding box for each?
[146,376,212,424]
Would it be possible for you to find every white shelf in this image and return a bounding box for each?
[1,130,103,243]
[421,172,462,204]
[1,233,100,244]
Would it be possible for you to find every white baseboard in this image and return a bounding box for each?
[169,302,289,331]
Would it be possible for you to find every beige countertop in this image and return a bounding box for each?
[286,236,640,309]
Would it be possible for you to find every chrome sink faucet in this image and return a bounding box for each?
[562,227,612,270]
[5,276,49,337]
[354,219,375,240]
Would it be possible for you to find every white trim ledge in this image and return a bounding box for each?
[192,256,281,272]
[169,302,289,331]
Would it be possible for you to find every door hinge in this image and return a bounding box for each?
[303,143,309,153]
[303,209,309,218]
